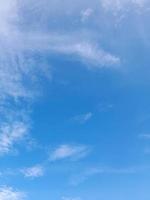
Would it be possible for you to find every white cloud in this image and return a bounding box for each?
[0,0,18,34]
[21,165,44,178]
[101,0,149,12]
[0,121,28,155]
[49,145,89,161]
[72,112,93,124]
[14,32,120,69]
[0,38,51,100]
[70,166,137,185]
[0,0,51,155]
[59,42,120,67]
[81,8,93,22]
[0,186,25,200]
[0,1,52,101]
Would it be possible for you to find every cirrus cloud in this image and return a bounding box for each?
[49,144,90,161]
[21,165,44,178]
[0,187,25,200]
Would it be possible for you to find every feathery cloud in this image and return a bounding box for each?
[49,145,89,161]
[81,8,93,22]
[72,112,93,124]
[0,121,28,155]
[21,165,44,178]
[0,187,25,200]
[70,166,137,185]
[101,0,149,12]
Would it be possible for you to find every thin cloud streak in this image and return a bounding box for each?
[21,165,44,179]
[70,166,142,186]
[72,112,93,124]
[0,186,26,200]
[49,144,90,161]
[0,121,28,155]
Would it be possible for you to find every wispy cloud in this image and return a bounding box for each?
[0,121,28,155]
[49,144,90,161]
[14,32,120,69]
[81,8,93,22]
[70,166,137,185]
[64,42,120,67]
[72,112,93,124]
[101,0,149,12]
[0,0,51,156]
[0,186,25,200]
[21,165,44,178]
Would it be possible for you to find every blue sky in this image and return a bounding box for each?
[0,0,150,199]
